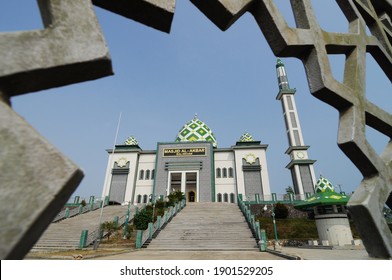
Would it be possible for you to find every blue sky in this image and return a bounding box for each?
[3,1,391,199]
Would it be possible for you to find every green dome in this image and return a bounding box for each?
[239,132,254,142]
[124,136,138,146]
[175,116,218,147]
[315,175,335,193]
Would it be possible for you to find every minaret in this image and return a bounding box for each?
[276,58,316,196]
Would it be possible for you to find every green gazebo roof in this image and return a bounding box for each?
[294,175,350,210]
[175,116,218,147]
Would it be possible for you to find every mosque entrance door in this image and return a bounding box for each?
[168,171,199,202]
[188,191,195,202]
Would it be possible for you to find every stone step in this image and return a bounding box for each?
[31,205,130,252]
[147,203,257,251]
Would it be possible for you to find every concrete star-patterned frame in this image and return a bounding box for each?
[192,0,392,259]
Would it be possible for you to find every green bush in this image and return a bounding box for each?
[274,203,289,219]
[167,191,185,205]
[133,208,153,230]
[125,224,134,239]
[155,200,166,210]
[101,221,118,240]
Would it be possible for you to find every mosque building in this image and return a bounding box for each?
[101,58,316,204]
[101,117,272,204]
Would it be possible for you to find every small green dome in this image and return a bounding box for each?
[315,175,335,193]
[239,132,254,142]
[175,116,218,147]
[124,136,138,146]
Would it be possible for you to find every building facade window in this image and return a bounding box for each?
[230,193,235,203]
[145,169,150,180]
[216,168,221,178]
[222,168,227,178]
[224,193,228,202]
[143,194,148,203]
[139,170,144,180]
[228,167,234,178]
[151,169,155,180]
[217,193,222,202]
[137,195,142,204]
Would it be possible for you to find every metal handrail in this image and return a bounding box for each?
[136,200,186,249]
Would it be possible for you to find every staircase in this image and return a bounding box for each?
[30,205,129,252]
[146,203,258,251]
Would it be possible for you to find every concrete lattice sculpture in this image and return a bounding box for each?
[0,0,391,259]
[191,0,392,259]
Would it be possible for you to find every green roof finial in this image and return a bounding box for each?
[276,57,284,68]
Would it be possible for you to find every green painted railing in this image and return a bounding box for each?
[238,195,267,252]
[53,196,108,223]
[81,205,140,249]
[136,200,186,249]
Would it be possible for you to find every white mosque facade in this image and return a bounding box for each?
[101,117,272,204]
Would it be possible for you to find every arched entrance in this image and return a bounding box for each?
[188,191,196,202]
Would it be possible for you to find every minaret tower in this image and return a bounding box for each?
[276,58,316,196]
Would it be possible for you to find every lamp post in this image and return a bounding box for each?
[264,204,279,249]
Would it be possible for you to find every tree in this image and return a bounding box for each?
[285,186,294,194]
[274,203,289,219]
[167,190,185,206]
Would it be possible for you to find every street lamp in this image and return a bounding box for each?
[263,204,279,249]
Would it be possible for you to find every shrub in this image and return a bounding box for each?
[274,203,289,219]
[155,200,166,210]
[133,208,153,230]
[125,224,134,239]
[101,221,118,240]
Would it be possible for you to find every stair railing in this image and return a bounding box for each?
[81,207,138,249]
[136,199,186,249]
[238,195,266,251]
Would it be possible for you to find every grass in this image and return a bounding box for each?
[257,217,363,241]
[257,217,319,240]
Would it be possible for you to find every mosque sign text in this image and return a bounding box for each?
[163,148,206,157]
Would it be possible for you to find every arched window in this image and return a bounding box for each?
[216,168,221,178]
[222,168,227,178]
[143,194,148,203]
[137,195,142,204]
[230,193,235,203]
[139,170,144,180]
[224,193,228,202]
[151,169,155,180]
[145,169,150,180]
[217,193,222,202]
[228,167,234,178]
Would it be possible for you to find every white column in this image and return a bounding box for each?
[181,172,186,194]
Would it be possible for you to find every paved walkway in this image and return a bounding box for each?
[90,246,371,260]
[92,250,285,260]
[274,246,372,260]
